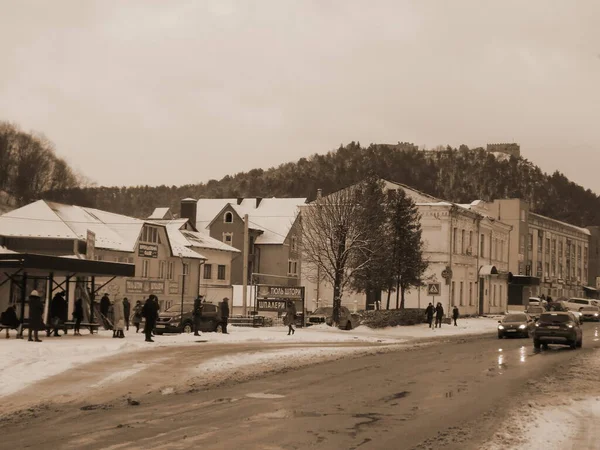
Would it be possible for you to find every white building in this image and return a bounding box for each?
[302,181,512,316]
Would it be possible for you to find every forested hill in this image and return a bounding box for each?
[41,142,600,227]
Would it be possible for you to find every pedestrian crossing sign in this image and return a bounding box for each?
[427,283,441,296]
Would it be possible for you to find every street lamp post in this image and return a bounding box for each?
[179,253,185,330]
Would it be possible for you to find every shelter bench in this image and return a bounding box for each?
[45,321,100,335]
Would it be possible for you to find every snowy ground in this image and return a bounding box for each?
[0,317,498,399]
[482,345,600,450]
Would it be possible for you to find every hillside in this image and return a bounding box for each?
[41,143,600,227]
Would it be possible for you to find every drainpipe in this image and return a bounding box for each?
[476,217,481,315]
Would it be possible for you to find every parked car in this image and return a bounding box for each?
[306,306,360,330]
[498,313,535,339]
[563,298,600,311]
[155,301,225,334]
[533,311,583,349]
[155,302,195,334]
[579,306,600,322]
[524,305,545,320]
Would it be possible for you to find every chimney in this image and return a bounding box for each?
[180,198,197,227]
[237,198,243,205]
[256,197,263,208]
[317,188,322,199]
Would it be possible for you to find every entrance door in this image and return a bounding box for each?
[479,278,485,315]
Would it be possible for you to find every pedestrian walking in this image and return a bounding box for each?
[142,295,159,342]
[113,297,125,338]
[73,298,84,336]
[50,291,67,337]
[123,297,131,331]
[452,305,459,326]
[132,300,143,333]
[27,290,44,342]
[100,293,111,330]
[425,302,435,329]
[435,302,444,328]
[220,297,230,334]
[284,300,297,335]
[1,304,20,339]
[193,295,204,336]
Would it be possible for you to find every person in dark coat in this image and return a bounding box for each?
[220,297,230,334]
[100,293,111,329]
[1,304,20,339]
[73,298,84,335]
[142,295,159,342]
[425,303,435,329]
[123,298,131,331]
[435,302,444,328]
[50,292,67,337]
[452,305,459,326]
[193,296,204,336]
[132,300,143,333]
[27,290,44,342]
[284,300,297,336]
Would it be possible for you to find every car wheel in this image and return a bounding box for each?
[498,333,503,339]
[345,321,352,331]
[182,323,193,334]
[577,338,583,348]
[215,323,223,333]
[534,339,541,349]
[570,340,577,349]
[542,343,549,349]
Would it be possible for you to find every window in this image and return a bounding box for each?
[518,262,524,275]
[159,261,166,279]
[217,265,226,280]
[223,232,233,245]
[493,285,497,306]
[551,260,556,277]
[142,260,150,278]
[167,261,174,280]
[545,262,549,278]
[500,240,504,262]
[141,226,159,244]
[291,235,298,252]
[528,233,533,252]
[468,231,473,254]
[559,263,563,279]
[519,235,525,255]
[224,212,233,223]
[451,281,456,306]
[461,230,465,254]
[204,264,212,280]
[536,261,543,278]
[545,238,550,255]
[537,232,543,254]
[288,259,298,276]
[459,282,464,306]
[453,228,458,253]
[559,241,563,258]
[183,263,189,276]
[480,234,485,258]
[469,282,473,306]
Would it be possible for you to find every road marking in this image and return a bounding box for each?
[246,392,285,399]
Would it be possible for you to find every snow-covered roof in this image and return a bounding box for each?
[0,200,205,259]
[196,198,306,245]
[530,212,591,236]
[148,207,173,220]
[149,218,238,254]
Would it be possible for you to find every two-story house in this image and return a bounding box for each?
[180,197,306,289]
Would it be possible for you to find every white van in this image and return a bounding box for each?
[563,298,600,311]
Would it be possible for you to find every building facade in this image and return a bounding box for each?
[301,181,512,316]
[489,199,591,304]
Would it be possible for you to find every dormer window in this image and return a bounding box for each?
[224,212,233,223]
[141,225,160,244]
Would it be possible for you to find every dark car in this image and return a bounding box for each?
[155,301,225,334]
[155,302,195,334]
[533,312,583,350]
[578,306,600,322]
[498,313,535,339]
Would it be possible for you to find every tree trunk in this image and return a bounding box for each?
[386,286,392,310]
[400,286,406,310]
[332,271,342,326]
[395,278,400,309]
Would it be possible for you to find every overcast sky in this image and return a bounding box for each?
[1,0,599,191]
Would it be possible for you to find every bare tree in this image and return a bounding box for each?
[300,181,383,325]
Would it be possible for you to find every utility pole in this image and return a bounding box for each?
[242,214,249,316]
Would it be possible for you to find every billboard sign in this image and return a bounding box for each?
[126,279,165,294]
[138,243,158,258]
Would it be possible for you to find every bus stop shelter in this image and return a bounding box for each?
[0,252,135,336]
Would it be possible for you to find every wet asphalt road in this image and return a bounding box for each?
[2,322,600,450]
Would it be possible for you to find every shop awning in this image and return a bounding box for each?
[583,286,598,292]
[479,265,498,276]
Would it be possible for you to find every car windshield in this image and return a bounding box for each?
[526,307,543,313]
[164,304,194,313]
[312,307,333,315]
[539,313,571,323]
[504,314,527,322]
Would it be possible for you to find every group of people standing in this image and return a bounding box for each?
[425,303,460,328]
[99,293,131,338]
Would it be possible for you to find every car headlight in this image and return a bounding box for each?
[567,324,574,328]
[519,324,526,329]
[595,313,599,317]
[498,325,504,330]
[535,323,540,327]
[170,316,181,322]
